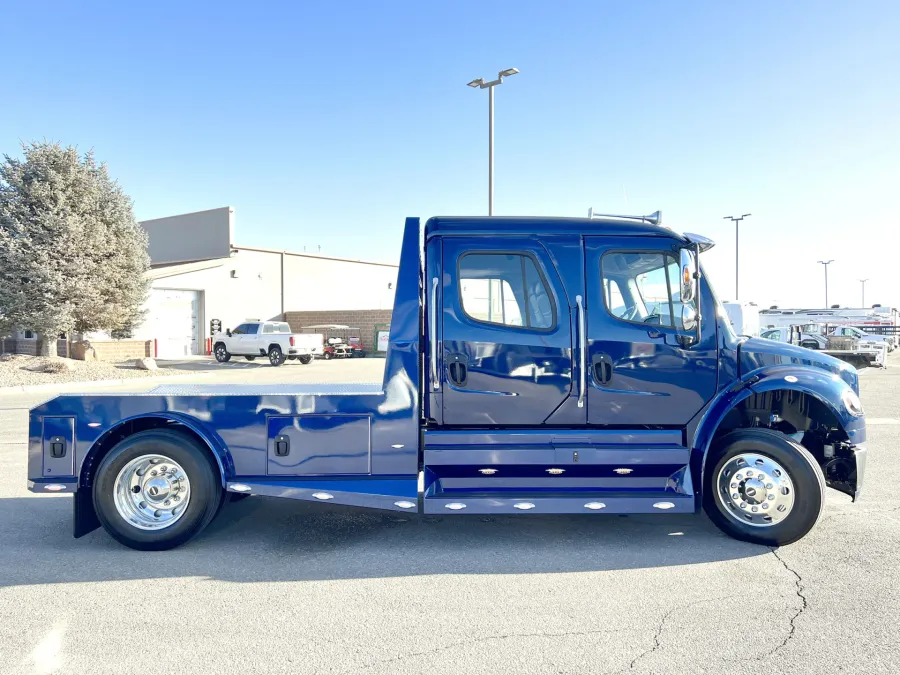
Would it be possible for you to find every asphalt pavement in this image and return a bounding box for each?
[0,359,898,674]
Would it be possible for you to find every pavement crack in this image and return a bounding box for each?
[341,627,634,674]
[622,596,732,673]
[769,547,808,656]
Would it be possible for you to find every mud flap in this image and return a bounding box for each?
[73,488,100,538]
[824,445,866,501]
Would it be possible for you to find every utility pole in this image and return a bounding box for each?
[859,278,869,307]
[818,260,834,307]
[723,214,751,300]
[468,68,519,215]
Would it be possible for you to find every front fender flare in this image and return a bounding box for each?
[691,366,865,494]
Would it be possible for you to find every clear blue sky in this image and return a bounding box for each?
[3,1,898,309]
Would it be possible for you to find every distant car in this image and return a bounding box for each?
[213,321,313,366]
[828,325,893,352]
[760,327,826,350]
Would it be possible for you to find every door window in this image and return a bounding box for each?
[233,323,253,335]
[458,253,555,330]
[761,330,781,340]
[600,252,683,329]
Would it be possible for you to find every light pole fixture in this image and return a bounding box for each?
[467,67,519,216]
[723,213,752,300]
[859,278,869,307]
[818,260,834,307]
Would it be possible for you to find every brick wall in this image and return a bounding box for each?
[0,338,67,356]
[283,310,393,353]
[72,340,153,361]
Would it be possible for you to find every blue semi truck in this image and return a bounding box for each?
[27,214,866,550]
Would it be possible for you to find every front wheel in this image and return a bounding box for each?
[92,430,222,551]
[323,351,333,361]
[268,345,285,366]
[213,343,231,362]
[703,428,825,546]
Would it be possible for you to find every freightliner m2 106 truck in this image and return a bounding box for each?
[27,214,866,550]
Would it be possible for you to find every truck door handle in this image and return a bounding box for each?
[592,353,613,384]
[447,353,468,387]
[576,295,586,408]
[430,277,439,391]
[274,435,290,457]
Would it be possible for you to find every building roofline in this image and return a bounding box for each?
[139,206,233,224]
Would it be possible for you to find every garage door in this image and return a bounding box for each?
[148,290,200,358]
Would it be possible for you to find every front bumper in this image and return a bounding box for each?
[824,444,866,501]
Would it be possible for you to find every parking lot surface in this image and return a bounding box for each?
[0,359,898,674]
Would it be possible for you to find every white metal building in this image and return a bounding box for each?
[133,207,398,357]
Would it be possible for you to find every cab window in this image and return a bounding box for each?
[233,323,254,335]
[600,252,683,329]
[458,253,555,330]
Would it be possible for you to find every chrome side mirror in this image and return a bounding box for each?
[679,248,696,304]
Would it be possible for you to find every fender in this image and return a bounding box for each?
[690,365,865,492]
[79,411,234,490]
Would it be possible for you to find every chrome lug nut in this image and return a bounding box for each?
[766,483,773,489]
[762,503,769,509]
[740,502,747,509]
[732,493,739,500]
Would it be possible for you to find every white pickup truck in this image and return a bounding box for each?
[828,325,894,352]
[213,321,319,366]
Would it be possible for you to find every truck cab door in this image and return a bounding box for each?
[439,237,577,426]
[584,237,718,426]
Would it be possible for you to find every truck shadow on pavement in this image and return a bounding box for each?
[0,495,768,588]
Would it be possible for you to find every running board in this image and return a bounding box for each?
[225,477,418,512]
[423,492,696,515]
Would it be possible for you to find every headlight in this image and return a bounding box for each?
[842,389,864,417]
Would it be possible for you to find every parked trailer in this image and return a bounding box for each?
[27,215,866,551]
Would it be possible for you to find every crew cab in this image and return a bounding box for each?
[27,215,866,551]
[213,321,312,366]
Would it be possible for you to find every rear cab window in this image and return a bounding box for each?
[458,252,555,330]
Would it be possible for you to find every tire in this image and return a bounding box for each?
[92,430,222,551]
[357,351,366,358]
[245,356,256,361]
[323,351,333,361]
[299,355,312,365]
[213,343,231,362]
[801,340,820,350]
[268,345,285,366]
[703,428,825,547]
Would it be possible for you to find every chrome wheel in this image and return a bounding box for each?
[113,454,192,531]
[716,453,795,527]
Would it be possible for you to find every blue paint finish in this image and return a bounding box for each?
[267,415,371,475]
[440,236,574,426]
[24,215,868,539]
[226,477,418,512]
[739,336,860,394]
[583,236,719,426]
[41,417,75,478]
[423,494,694,515]
[690,344,866,487]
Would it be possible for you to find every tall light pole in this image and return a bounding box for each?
[818,260,834,307]
[723,214,752,300]
[859,278,869,307]
[468,68,519,216]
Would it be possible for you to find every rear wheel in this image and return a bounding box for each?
[703,428,825,546]
[245,355,256,361]
[213,343,231,362]
[92,430,222,551]
[268,345,285,366]
[299,355,312,365]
